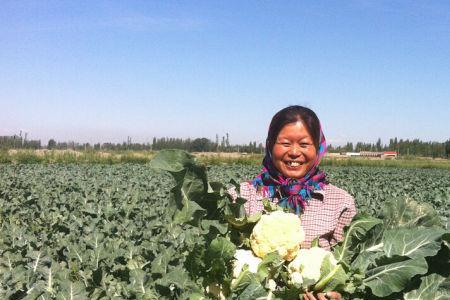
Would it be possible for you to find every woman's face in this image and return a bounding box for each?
[271,121,317,179]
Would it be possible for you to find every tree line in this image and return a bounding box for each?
[151,136,264,153]
[1,134,449,158]
[0,134,264,154]
[328,137,450,158]
[0,135,41,149]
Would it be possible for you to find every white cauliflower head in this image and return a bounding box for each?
[290,271,303,286]
[287,246,337,288]
[233,249,262,278]
[250,210,305,261]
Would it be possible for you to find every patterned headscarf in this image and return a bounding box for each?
[251,125,327,215]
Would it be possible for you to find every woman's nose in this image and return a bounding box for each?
[289,145,301,156]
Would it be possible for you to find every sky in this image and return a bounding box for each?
[1,1,449,146]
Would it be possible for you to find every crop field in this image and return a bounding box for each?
[1,160,449,299]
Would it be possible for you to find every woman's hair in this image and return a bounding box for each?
[266,105,322,152]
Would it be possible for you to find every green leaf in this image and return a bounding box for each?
[201,219,228,235]
[174,196,206,225]
[26,250,51,274]
[149,149,197,173]
[257,251,284,279]
[185,244,206,279]
[404,273,450,300]
[380,197,443,228]
[333,214,382,263]
[363,257,428,297]
[129,269,154,297]
[314,256,348,292]
[55,281,88,300]
[229,178,241,193]
[151,247,176,275]
[226,213,261,229]
[204,237,236,282]
[351,250,384,273]
[310,237,320,248]
[225,195,260,230]
[236,281,270,299]
[262,198,279,212]
[151,150,208,216]
[155,265,198,294]
[206,237,236,262]
[273,286,302,300]
[383,227,447,259]
[230,268,260,293]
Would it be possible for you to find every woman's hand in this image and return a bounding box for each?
[304,291,342,300]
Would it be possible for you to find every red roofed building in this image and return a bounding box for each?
[382,151,398,159]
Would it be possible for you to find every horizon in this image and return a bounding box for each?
[1,1,450,146]
[2,132,448,149]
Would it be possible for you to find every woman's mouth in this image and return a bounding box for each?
[285,161,302,167]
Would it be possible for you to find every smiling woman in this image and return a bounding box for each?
[271,121,317,179]
[228,105,357,299]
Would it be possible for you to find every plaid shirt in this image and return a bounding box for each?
[228,182,356,250]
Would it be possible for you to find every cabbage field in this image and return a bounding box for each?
[1,152,449,299]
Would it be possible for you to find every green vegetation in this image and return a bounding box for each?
[0,150,12,163]
[321,156,450,170]
[0,150,154,164]
[329,137,450,158]
[196,153,263,165]
[1,149,450,170]
[0,151,449,298]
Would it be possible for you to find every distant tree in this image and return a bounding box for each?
[258,143,264,154]
[191,138,212,152]
[376,138,382,152]
[446,139,450,158]
[344,142,354,152]
[47,139,56,149]
[215,134,219,152]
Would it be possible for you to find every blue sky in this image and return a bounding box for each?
[1,1,449,146]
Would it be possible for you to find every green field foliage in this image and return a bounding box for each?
[2,149,450,170]
[0,150,155,165]
[1,161,449,298]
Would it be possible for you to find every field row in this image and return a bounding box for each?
[2,149,450,170]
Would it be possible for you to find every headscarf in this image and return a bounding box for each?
[251,125,327,215]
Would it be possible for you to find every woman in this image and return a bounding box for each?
[229,105,356,300]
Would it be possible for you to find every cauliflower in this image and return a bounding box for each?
[290,271,303,286]
[250,210,305,261]
[267,279,277,291]
[232,249,262,278]
[287,246,337,288]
